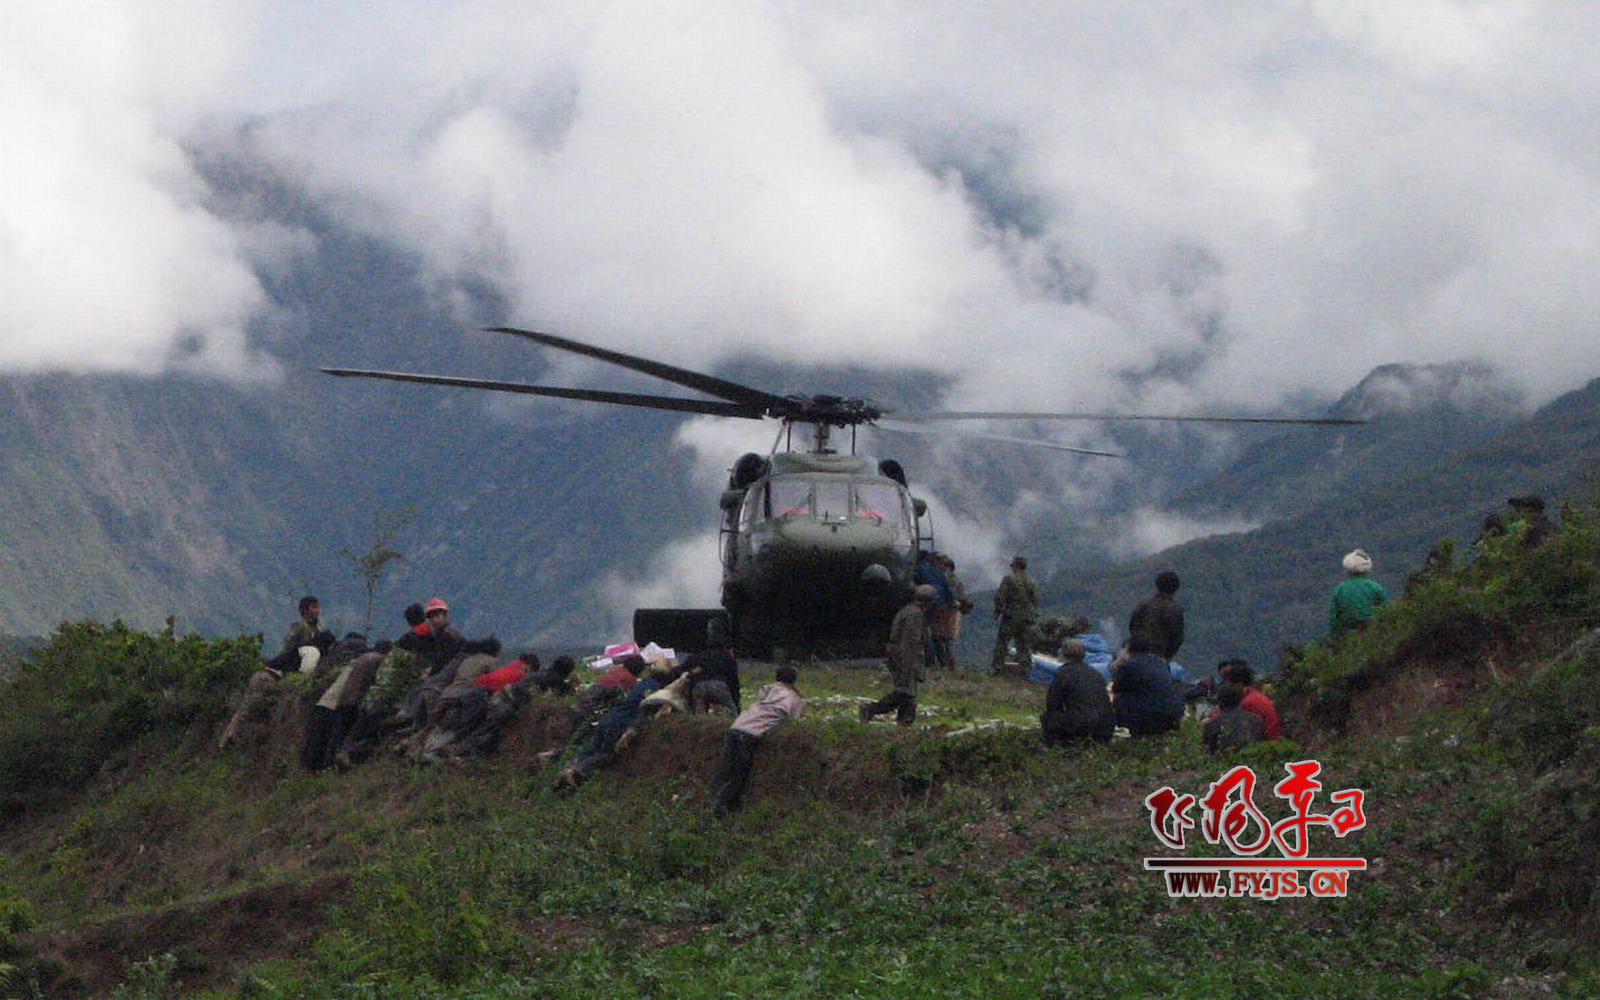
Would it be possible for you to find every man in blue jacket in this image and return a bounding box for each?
[1110,636,1185,736]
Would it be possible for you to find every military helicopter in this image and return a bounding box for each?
[324,327,1362,657]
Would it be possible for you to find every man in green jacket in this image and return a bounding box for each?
[1329,549,1389,637]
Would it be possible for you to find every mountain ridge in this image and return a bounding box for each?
[4,360,1587,660]
[1035,374,1600,673]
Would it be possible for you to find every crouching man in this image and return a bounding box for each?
[710,665,804,818]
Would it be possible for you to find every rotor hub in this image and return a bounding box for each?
[772,395,884,427]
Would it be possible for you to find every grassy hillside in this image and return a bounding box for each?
[3,510,1600,997]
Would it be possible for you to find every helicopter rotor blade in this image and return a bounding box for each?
[873,419,1123,458]
[487,327,785,412]
[883,409,1365,426]
[320,368,767,418]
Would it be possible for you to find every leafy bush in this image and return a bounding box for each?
[0,891,36,1000]
[1459,649,1600,930]
[0,620,259,815]
[110,952,179,1000]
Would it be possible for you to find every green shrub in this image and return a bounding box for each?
[110,952,179,1000]
[1460,649,1600,928]
[317,857,494,987]
[0,620,259,813]
[0,892,36,1000]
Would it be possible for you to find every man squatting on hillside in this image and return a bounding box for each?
[710,665,804,818]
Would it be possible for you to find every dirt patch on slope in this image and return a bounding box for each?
[20,876,347,998]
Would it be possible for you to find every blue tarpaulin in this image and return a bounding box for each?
[1028,632,1188,685]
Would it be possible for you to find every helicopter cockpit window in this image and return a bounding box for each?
[854,482,909,536]
[813,482,852,524]
[766,480,812,518]
[852,483,896,520]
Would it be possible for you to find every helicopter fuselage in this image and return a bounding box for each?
[717,452,926,655]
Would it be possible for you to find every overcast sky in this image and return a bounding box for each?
[6,1,1599,409]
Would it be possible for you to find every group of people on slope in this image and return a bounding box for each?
[1038,570,1187,745]
[1036,569,1282,753]
[222,599,806,817]
[1031,542,1409,750]
[536,632,805,818]
[221,528,1427,792]
[853,562,1252,739]
[547,618,738,789]
[222,596,579,768]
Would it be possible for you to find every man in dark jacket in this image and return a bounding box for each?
[1110,637,1185,736]
[1128,571,1185,662]
[527,654,579,695]
[1041,639,1115,745]
[683,617,742,714]
[398,597,467,674]
[1202,682,1266,752]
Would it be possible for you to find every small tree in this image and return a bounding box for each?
[340,506,416,635]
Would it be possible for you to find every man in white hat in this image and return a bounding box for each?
[1329,549,1388,638]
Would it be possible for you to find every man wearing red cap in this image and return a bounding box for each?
[401,597,466,675]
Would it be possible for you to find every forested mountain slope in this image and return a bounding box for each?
[1038,375,1600,673]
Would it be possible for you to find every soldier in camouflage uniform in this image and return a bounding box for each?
[860,585,937,725]
[991,556,1040,676]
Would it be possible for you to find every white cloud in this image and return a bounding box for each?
[595,529,725,638]
[0,0,274,376]
[8,0,1600,408]
[1108,509,1263,562]
[1309,0,1536,80]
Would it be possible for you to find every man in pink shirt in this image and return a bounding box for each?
[711,665,804,818]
